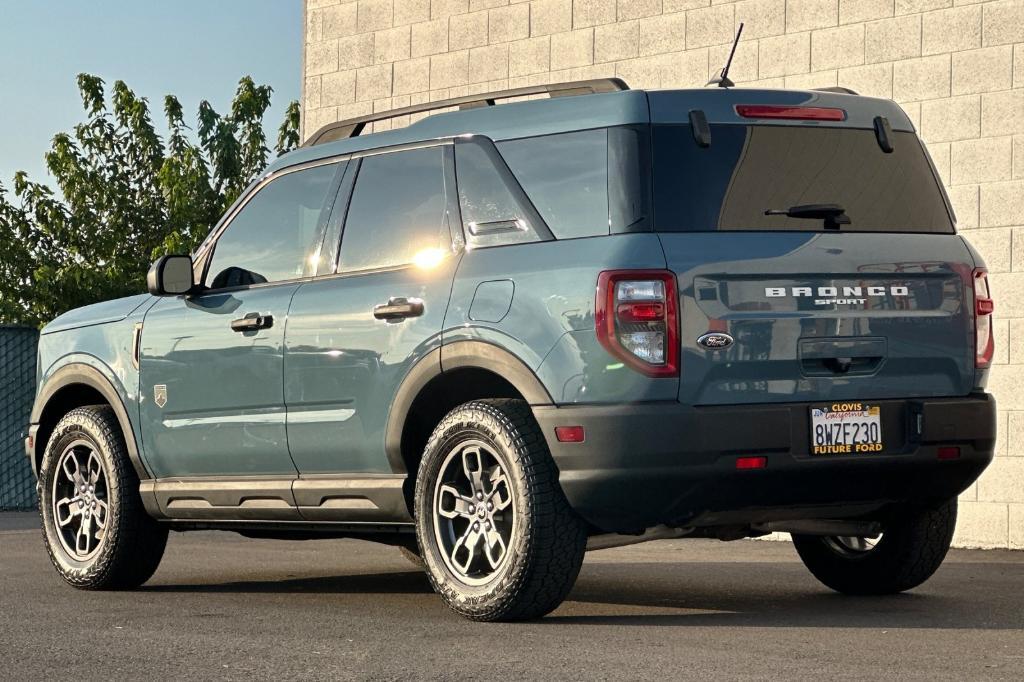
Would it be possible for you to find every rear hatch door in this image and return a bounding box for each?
[648,90,977,406]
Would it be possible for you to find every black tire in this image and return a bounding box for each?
[792,499,957,595]
[414,399,587,621]
[38,406,168,590]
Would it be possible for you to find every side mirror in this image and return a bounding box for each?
[147,255,195,296]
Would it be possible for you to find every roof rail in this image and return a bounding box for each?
[302,78,630,147]
[813,86,859,95]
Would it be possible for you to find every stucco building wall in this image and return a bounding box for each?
[302,0,1024,548]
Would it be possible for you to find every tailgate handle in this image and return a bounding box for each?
[799,337,886,377]
[802,355,883,376]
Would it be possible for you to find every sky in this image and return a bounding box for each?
[0,0,302,187]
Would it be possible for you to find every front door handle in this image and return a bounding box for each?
[231,312,274,332]
[373,297,424,321]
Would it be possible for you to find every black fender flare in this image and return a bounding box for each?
[383,341,553,473]
[31,363,153,486]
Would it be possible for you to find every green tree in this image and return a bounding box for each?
[0,74,300,327]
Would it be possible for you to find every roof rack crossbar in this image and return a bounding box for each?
[302,78,630,147]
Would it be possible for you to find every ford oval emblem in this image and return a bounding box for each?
[697,332,734,350]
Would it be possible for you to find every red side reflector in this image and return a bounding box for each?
[735,456,767,470]
[977,299,994,315]
[736,104,846,121]
[937,446,961,460]
[555,426,585,443]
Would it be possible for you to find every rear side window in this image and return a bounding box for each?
[653,125,953,233]
[206,162,338,288]
[338,146,450,272]
[498,130,609,239]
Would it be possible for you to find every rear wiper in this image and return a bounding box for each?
[764,203,851,230]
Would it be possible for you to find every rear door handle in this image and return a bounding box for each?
[231,312,274,332]
[373,297,424,321]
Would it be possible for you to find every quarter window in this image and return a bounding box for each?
[454,140,539,246]
[338,147,450,272]
[497,129,609,240]
[205,163,338,288]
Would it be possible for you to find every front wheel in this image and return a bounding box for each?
[792,499,957,595]
[38,406,168,589]
[414,399,587,621]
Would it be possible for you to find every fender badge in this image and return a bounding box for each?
[697,332,734,350]
[154,384,167,408]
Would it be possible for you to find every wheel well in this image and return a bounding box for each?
[399,367,524,510]
[34,384,109,472]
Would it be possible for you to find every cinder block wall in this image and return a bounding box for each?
[302,0,1024,549]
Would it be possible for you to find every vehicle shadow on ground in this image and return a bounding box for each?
[144,569,435,595]
[142,559,1024,630]
[549,561,1024,630]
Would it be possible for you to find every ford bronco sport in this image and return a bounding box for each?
[27,79,996,621]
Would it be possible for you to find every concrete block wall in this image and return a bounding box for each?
[303,0,1024,549]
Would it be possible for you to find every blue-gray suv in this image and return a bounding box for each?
[26,79,997,621]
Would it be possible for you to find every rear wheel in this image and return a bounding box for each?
[38,406,167,589]
[414,399,587,621]
[792,499,957,595]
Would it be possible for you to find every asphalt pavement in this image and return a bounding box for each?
[1,511,1022,680]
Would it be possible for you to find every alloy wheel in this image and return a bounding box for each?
[51,439,109,560]
[826,534,882,557]
[432,439,516,586]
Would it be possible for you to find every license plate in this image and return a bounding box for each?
[810,403,883,455]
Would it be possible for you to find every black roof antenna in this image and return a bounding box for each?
[707,23,744,88]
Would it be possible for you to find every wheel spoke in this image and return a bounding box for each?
[483,527,507,569]
[487,471,512,511]
[76,514,93,556]
[61,452,81,486]
[55,497,83,527]
[86,450,103,486]
[451,524,482,574]
[461,446,485,494]
[93,499,109,530]
[437,485,474,520]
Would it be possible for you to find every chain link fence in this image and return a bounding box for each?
[1,326,39,510]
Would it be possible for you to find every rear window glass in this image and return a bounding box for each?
[653,125,953,233]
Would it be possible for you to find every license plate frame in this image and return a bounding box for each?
[809,403,883,455]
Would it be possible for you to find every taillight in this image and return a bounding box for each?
[973,268,994,368]
[596,270,679,377]
[735,104,846,121]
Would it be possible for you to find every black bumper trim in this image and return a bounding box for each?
[533,394,996,533]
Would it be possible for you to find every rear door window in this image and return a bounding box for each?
[653,125,954,233]
[338,146,451,272]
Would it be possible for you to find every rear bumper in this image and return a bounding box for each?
[533,394,996,534]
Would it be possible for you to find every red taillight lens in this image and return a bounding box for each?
[736,456,767,470]
[617,302,665,322]
[973,268,994,368]
[735,104,846,121]
[596,270,679,378]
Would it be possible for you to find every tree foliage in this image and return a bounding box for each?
[0,74,300,327]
